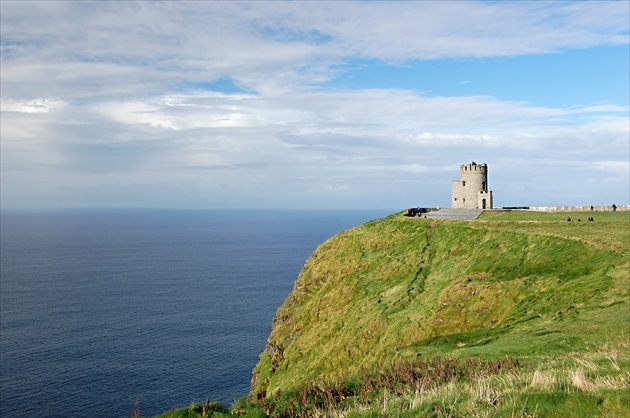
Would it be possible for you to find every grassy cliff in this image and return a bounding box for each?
[160,210,629,417]
[245,210,629,416]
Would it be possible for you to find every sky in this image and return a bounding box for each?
[1,1,629,210]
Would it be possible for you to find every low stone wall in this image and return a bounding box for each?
[525,205,629,212]
[412,205,630,214]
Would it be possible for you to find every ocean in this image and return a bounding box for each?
[0,209,391,417]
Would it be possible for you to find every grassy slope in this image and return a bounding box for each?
[250,210,629,403]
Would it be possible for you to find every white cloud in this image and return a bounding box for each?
[590,160,630,177]
[568,104,629,114]
[1,98,67,114]
[2,1,628,97]
[2,84,628,207]
[1,1,628,209]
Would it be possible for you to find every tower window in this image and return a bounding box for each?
[462,181,466,186]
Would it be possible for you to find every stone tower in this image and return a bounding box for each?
[451,162,493,209]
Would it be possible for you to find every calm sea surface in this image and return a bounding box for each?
[0,209,391,417]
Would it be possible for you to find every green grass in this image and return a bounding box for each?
[477,210,629,254]
[156,210,629,417]
[252,211,628,395]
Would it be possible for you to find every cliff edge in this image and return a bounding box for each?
[250,210,629,400]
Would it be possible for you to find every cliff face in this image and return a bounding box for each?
[250,212,629,399]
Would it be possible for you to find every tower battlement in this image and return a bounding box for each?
[460,162,487,174]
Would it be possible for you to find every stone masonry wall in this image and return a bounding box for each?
[523,205,629,212]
